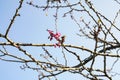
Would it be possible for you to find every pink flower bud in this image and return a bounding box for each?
[54,32,61,40]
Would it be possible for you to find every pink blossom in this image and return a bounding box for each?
[54,32,61,40]
[47,29,53,34]
[47,29,54,41]
[47,29,61,41]
[53,42,61,48]
[47,29,62,48]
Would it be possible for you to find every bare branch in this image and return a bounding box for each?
[5,0,24,37]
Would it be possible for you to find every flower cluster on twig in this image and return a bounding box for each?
[47,29,65,47]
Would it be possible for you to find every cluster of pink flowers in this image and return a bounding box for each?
[47,29,61,47]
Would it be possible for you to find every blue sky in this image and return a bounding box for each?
[0,0,84,80]
[0,0,120,80]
